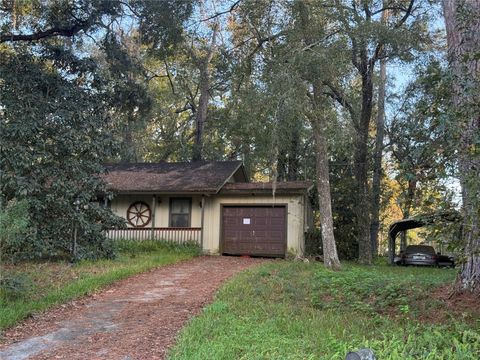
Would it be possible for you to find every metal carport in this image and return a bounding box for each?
[387,212,461,264]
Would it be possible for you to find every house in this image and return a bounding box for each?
[103,161,313,257]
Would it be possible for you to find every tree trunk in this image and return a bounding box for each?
[192,67,209,161]
[277,147,288,181]
[354,71,374,264]
[312,85,341,270]
[192,25,218,161]
[370,8,389,257]
[443,0,480,294]
[296,1,340,269]
[400,179,416,250]
[370,58,386,257]
[122,116,137,162]
[287,133,301,181]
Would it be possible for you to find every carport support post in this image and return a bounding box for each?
[388,234,395,265]
[200,195,205,251]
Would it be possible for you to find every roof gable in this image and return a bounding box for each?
[103,161,246,193]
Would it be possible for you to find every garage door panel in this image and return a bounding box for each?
[239,208,253,217]
[269,230,283,237]
[253,217,267,226]
[222,206,286,257]
[224,218,239,226]
[223,208,238,216]
[224,231,238,240]
[253,230,266,238]
[256,243,284,251]
[253,207,267,216]
[271,217,285,226]
[239,230,253,238]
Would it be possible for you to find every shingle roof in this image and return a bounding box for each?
[103,161,245,193]
[221,181,313,194]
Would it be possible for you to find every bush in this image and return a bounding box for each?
[305,228,323,256]
[0,199,32,263]
[0,197,125,262]
[335,232,359,260]
[304,227,359,260]
[0,274,32,300]
[33,199,126,261]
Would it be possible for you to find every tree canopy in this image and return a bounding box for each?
[0,0,478,292]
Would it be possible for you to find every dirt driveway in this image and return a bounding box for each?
[0,256,265,360]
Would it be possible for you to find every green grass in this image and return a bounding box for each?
[170,261,480,360]
[0,240,200,332]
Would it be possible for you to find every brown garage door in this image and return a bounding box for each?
[221,206,286,257]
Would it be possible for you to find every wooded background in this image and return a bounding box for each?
[0,0,478,292]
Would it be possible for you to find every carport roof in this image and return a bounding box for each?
[387,211,461,264]
[103,161,247,193]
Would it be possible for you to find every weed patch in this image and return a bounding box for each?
[0,240,200,331]
[170,261,479,359]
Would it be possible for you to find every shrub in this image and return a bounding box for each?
[1,50,125,262]
[305,227,323,256]
[0,199,32,263]
[304,227,359,259]
[0,274,32,300]
[0,197,124,262]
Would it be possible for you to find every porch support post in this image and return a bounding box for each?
[151,195,156,240]
[200,195,205,250]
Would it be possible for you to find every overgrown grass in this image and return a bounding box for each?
[170,261,480,360]
[0,240,200,332]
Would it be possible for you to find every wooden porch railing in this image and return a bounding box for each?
[106,227,201,244]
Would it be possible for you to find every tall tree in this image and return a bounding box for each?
[124,0,195,161]
[99,32,152,162]
[226,0,341,267]
[295,1,341,269]
[0,48,121,260]
[137,1,227,162]
[370,55,387,256]
[310,92,342,270]
[191,22,219,161]
[443,0,480,294]
[370,7,390,257]
[324,0,425,264]
[0,0,127,259]
[0,0,194,259]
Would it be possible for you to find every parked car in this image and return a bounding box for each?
[395,245,455,267]
[436,253,455,268]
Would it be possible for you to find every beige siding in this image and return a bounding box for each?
[111,194,202,228]
[110,193,306,255]
[202,194,306,255]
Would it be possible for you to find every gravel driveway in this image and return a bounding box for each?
[0,256,265,360]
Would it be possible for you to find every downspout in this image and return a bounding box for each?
[151,195,156,240]
[200,195,205,251]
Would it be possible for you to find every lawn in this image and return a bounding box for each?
[170,260,480,360]
[0,240,200,332]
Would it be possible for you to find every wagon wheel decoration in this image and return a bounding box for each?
[127,201,151,227]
